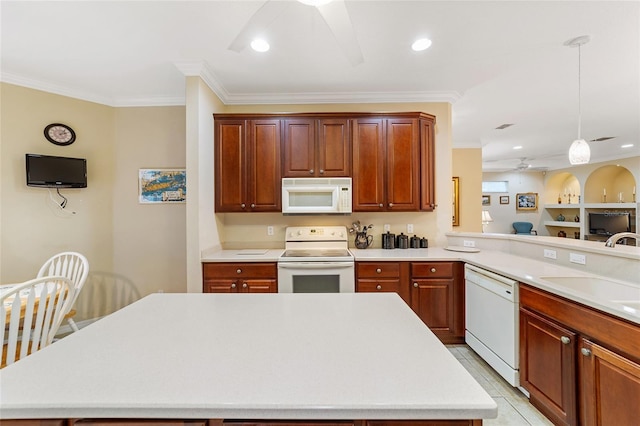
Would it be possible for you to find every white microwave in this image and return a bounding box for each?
[281,178,352,214]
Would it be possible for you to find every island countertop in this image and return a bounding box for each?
[0,293,497,421]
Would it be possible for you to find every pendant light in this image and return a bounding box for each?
[565,35,591,165]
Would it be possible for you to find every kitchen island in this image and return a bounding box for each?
[0,293,497,424]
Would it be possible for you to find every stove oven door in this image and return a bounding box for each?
[278,262,355,293]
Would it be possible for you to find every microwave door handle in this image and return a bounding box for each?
[279,263,353,270]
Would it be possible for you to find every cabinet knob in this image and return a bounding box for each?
[413,282,418,288]
[242,283,248,289]
[379,203,384,208]
[389,203,394,207]
[309,169,314,174]
[581,348,592,357]
[561,336,571,345]
[319,169,324,174]
[430,267,436,273]
[241,203,246,209]
[376,285,382,290]
[236,269,242,274]
[250,203,255,208]
[231,283,237,289]
[376,268,382,274]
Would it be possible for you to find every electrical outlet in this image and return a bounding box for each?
[544,249,557,259]
[569,253,586,265]
[383,224,391,232]
[463,240,476,248]
[407,224,414,233]
[267,226,274,236]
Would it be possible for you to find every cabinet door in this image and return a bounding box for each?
[519,308,577,426]
[352,119,385,211]
[411,278,456,342]
[580,338,640,426]
[318,118,350,176]
[204,279,240,293]
[215,119,246,212]
[248,119,281,211]
[283,118,315,177]
[242,279,277,293]
[420,118,435,211]
[386,118,419,211]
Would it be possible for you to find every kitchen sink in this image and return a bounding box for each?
[539,276,640,301]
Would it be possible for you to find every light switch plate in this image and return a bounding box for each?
[463,240,476,248]
[569,252,586,265]
[544,249,557,259]
[407,224,414,233]
[267,226,274,236]
[384,224,391,232]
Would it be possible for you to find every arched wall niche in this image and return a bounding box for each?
[545,172,581,204]
[585,165,636,203]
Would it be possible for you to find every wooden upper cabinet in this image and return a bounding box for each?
[283,118,350,177]
[214,117,281,212]
[352,116,422,212]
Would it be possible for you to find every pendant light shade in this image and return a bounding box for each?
[565,35,591,165]
[569,139,590,165]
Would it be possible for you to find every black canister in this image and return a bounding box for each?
[396,233,409,249]
[409,235,420,248]
[382,232,395,249]
[420,237,429,248]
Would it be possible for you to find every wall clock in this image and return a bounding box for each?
[44,123,76,146]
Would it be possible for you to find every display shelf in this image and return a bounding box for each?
[544,204,581,209]
[544,221,580,228]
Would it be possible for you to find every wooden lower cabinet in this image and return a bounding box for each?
[410,262,464,344]
[355,261,410,304]
[356,261,464,344]
[520,284,640,426]
[202,263,277,293]
[519,308,577,426]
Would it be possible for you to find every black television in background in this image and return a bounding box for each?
[588,212,631,236]
[25,154,87,188]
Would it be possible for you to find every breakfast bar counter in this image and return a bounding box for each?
[0,293,497,423]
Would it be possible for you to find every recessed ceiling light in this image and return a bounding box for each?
[250,38,270,52]
[513,146,523,150]
[411,38,432,52]
[621,144,634,148]
[298,0,334,6]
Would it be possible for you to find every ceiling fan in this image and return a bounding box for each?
[228,0,363,66]
[512,158,548,172]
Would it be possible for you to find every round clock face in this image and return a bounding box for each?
[44,123,76,146]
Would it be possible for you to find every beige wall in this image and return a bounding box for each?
[1,83,187,318]
[453,148,482,233]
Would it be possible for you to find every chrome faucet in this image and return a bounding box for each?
[604,232,640,247]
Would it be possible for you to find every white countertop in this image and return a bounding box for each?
[0,293,497,421]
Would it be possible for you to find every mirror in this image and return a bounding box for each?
[452,177,460,226]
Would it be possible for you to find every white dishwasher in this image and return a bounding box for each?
[465,264,520,387]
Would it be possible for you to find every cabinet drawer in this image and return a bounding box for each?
[357,279,401,293]
[203,262,277,279]
[411,262,454,278]
[357,262,400,278]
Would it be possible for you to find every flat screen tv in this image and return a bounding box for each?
[25,154,87,188]
[588,212,631,236]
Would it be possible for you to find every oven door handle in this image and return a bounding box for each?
[278,263,354,270]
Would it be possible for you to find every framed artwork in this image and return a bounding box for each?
[452,177,460,226]
[482,195,491,206]
[500,195,509,205]
[139,169,186,203]
[516,192,538,211]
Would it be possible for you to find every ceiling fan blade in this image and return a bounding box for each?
[228,0,291,52]
[317,0,363,66]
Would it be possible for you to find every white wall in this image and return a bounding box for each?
[481,171,545,234]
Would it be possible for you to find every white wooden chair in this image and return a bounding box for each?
[1,276,74,368]
[37,252,89,333]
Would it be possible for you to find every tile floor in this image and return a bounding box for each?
[447,344,554,426]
